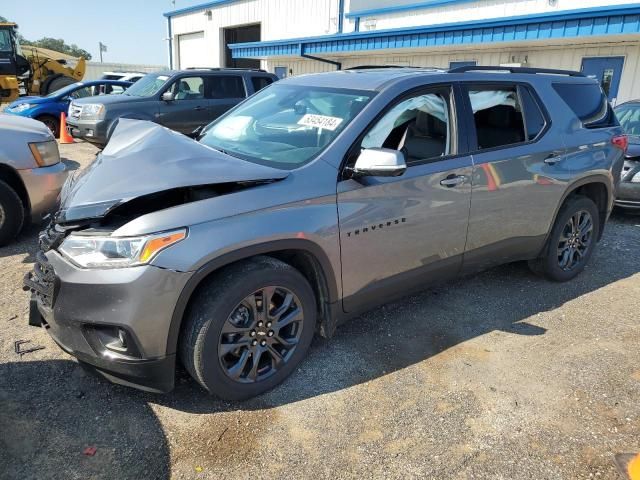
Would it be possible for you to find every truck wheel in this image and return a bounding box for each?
[179,256,317,400]
[36,114,60,138]
[44,75,75,95]
[528,195,599,282]
[0,180,25,247]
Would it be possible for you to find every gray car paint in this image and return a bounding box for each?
[57,119,289,222]
[29,68,624,392]
[0,114,67,223]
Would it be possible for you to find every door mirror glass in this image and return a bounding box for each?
[161,91,174,102]
[353,148,407,177]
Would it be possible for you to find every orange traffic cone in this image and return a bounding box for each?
[59,112,74,144]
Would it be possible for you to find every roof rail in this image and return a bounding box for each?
[184,67,267,72]
[448,65,585,77]
[346,65,411,70]
[346,65,444,71]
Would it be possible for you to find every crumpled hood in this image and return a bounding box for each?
[56,119,289,223]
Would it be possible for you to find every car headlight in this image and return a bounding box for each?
[632,171,640,183]
[29,140,60,167]
[10,103,33,113]
[59,228,187,269]
[79,103,105,120]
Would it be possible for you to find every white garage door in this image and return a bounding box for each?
[177,32,205,69]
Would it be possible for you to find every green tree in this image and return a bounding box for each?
[27,37,92,60]
[0,16,92,59]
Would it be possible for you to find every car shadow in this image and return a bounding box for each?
[0,360,170,480]
[155,213,640,412]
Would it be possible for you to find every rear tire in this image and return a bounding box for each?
[528,195,599,282]
[36,114,60,138]
[0,180,25,247]
[179,256,317,400]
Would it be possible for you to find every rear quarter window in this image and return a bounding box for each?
[553,82,617,129]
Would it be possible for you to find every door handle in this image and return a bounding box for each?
[544,151,564,164]
[194,106,205,111]
[440,174,466,187]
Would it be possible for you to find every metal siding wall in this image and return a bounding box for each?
[267,39,640,103]
[84,62,166,81]
[170,0,338,68]
[356,0,639,31]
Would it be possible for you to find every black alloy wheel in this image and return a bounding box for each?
[557,209,594,271]
[219,286,304,383]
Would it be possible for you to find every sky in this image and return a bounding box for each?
[1,0,206,66]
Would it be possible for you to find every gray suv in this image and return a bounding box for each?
[25,66,625,400]
[66,68,277,147]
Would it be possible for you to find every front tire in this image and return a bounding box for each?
[0,180,25,247]
[36,114,60,138]
[528,195,599,282]
[179,256,317,400]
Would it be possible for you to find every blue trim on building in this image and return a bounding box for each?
[338,0,345,33]
[229,4,640,59]
[346,0,477,19]
[163,0,242,18]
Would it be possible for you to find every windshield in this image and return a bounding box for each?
[615,104,640,137]
[0,29,12,53]
[199,84,374,169]
[124,74,169,97]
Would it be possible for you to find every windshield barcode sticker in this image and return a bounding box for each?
[297,114,344,131]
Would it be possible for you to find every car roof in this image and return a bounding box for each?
[103,71,145,75]
[281,67,597,92]
[150,68,274,77]
[81,79,133,85]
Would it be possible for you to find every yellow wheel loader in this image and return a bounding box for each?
[0,23,85,103]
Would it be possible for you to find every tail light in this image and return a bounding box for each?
[612,134,628,152]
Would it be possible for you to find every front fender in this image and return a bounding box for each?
[164,238,340,355]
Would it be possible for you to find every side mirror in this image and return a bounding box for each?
[161,91,174,102]
[352,148,407,177]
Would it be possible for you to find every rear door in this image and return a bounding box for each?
[459,82,569,273]
[157,75,210,134]
[338,84,473,312]
[207,74,247,121]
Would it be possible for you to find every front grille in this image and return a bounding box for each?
[23,224,66,308]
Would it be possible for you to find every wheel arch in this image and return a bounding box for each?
[546,175,611,247]
[166,239,340,356]
[0,164,30,214]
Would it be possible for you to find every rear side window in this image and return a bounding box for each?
[251,76,274,92]
[209,75,246,99]
[519,87,546,141]
[553,83,617,129]
[466,86,525,150]
[464,84,547,150]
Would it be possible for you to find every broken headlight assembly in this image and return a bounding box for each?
[59,228,187,268]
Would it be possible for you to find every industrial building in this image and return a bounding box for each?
[164,0,640,104]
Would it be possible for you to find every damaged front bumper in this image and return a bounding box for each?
[24,228,192,393]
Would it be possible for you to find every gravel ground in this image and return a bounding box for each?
[0,142,639,480]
